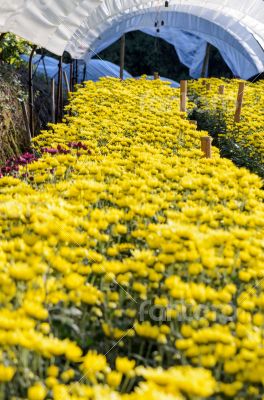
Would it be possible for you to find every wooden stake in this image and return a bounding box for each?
[234,82,245,123]
[189,120,197,127]
[218,85,225,95]
[180,80,187,113]
[51,79,56,123]
[154,72,159,80]
[201,136,212,158]
[120,34,126,80]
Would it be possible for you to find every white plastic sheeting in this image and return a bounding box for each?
[21,54,180,87]
[21,54,132,82]
[142,26,257,79]
[1,0,264,78]
[142,76,180,88]
[67,1,264,59]
[85,9,264,79]
[160,31,208,79]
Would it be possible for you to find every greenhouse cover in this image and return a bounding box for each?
[1,1,264,79]
[21,55,132,81]
[21,54,180,87]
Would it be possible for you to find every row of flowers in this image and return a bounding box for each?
[0,77,263,399]
[188,78,264,177]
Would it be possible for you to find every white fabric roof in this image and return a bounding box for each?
[1,0,264,78]
[87,10,263,79]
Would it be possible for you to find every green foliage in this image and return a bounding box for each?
[189,103,264,179]
[0,64,30,165]
[0,33,31,66]
[99,31,189,80]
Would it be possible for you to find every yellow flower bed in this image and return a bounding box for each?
[0,78,264,399]
[188,78,264,176]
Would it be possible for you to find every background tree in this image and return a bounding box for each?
[0,33,31,66]
[99,31,232,80]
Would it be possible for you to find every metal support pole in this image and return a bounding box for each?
[75,60,79,85]
[42,56,49,83]
[63,71,70,95]
[56,56,63,123]
[51,79,56,123]
[201,43,211,78]
[70,61,74,92]
[120,34,126,80]
[28,45,37,137]
[60,56,64,122]
[83,62,87,84]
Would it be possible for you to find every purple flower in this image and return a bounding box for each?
[42,148,59,154]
